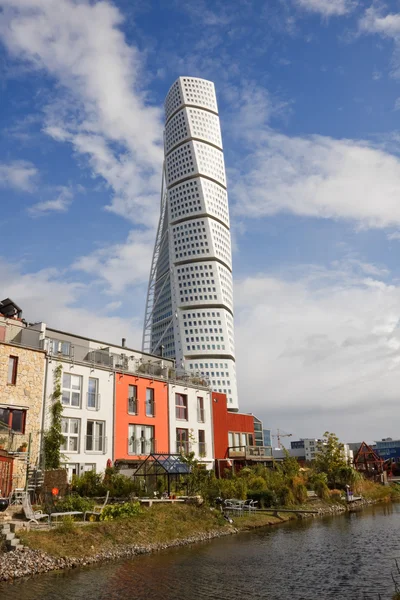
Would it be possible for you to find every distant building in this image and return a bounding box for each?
[374,438,400,462]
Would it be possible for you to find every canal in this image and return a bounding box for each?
[1,503,400,600]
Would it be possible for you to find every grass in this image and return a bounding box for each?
[18,504,290,559]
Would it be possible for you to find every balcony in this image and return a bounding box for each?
[85,436,107,453]
[128,397,138,415]
[197,409,205,423]
[87,392,101,410]
[128,439,156,456]
[198,442,207,456]
[227,445,274,461]
[176,441,190,454]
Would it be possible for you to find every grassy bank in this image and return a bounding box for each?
[18,505,289,559]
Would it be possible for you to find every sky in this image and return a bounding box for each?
[2,0,400,444]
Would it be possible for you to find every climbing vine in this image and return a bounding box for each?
[43,364,65,469]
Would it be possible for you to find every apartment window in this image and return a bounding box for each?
[128,424,154,455]
[87,378,99,410]
[176,428,189,454]
[0,407,26,433]
[198,430,206,456]
[7,356,18,385]
[62,374,82,407]
[175,393,188,420]
[86,420,105,453]
[65,463,79,483]
[197,396,205,422]
[146,388,155,417]
[128,385,138,414]
[61,417,80,452]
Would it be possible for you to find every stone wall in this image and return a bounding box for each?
[0,342,46,487]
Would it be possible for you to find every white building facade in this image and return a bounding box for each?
[168,382,214,468]
[143,77,238,410]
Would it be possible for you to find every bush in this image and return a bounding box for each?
[55,515,77,534]
[72,471,106,497]
[248,489,278,508]
[54,495,95,513]
[100,502,142,521]
[329,489,343,502]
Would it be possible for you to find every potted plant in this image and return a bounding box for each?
[0,437,6,450]
[19,442,28,452]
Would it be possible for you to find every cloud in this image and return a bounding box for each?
[28,186,73,216]
[294,0,356,17]
[0,160,37,192]
[0,0,163,225]
[234,259,400,440]
[359,7,400,78]
[231,129,400,229]
[72,229,154,294]
[0,258,142,347]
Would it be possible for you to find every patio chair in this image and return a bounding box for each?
[243,499,258,513]
[22,494,49,525]
[84,491,110,521]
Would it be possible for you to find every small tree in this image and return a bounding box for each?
[43,364,65,469]
[314,432,349,488]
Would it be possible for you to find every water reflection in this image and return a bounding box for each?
[2,504,400,600]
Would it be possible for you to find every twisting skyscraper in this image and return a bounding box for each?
[143,77,238,409]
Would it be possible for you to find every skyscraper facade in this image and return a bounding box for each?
[143,77,238,409]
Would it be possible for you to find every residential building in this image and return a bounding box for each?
[253,416,264,447]
[168,383,213,468]
[212,392,272,475]
[0,302,46,490]
[143,76,238,410]
[114,372,169,467]
[374,438,400,462]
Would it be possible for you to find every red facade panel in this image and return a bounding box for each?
[212,392,255,460]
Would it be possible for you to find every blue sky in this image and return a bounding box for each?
[2,0,400,442]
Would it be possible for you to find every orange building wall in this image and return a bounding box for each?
[114,373,169,460]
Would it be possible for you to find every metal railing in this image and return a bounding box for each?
[128,439,156,456]
[87,392,101,410]
[2,333,211,389]
[85,435,107,453]
[128,397,138,415]
[227,445,274,460]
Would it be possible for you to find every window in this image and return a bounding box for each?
[128,424,155,455]
[198,430,206,456]
[0,407,26,433]
[197,397,205,422]
[128,385,138,414]
[62,374,82,407]
[176,428,189,454]
[87,378,99,409]
[65,463,79,483]
[146,388,155,417]
[7,356,18,385]
[86,420,105,453]
[61,417,80,452]
[175,393,188,420]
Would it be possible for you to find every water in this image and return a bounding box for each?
[2,504,400,600]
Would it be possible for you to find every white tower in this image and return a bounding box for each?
[143,77,238,409]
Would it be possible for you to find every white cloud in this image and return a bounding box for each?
[0,0,163,225]
[359,7,400,78]
[0,258,142,347]
[387,231,400,241]
[72,229,154,294]
[294,0,356,17]
[234,260,400,440]
[231,130,400,229]
[0,160,37,192]
[28,186,73,216]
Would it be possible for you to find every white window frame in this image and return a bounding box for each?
[85,420,106,453]
[87,377,100,410]
[128,424,155,456]
[62,373,82,408]
[61,417,80,453]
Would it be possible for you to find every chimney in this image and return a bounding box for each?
[121,338,126,348]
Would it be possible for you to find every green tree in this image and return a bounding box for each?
[314,432,350,488]
[43,364,65,469]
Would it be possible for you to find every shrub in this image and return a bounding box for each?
[248,489,278,508]
[72,471,106,497]
[100,502,142,521]
[329,489,343,502]
[54,495,95,513]
[279,485,296,507]
[55,514,76,534]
